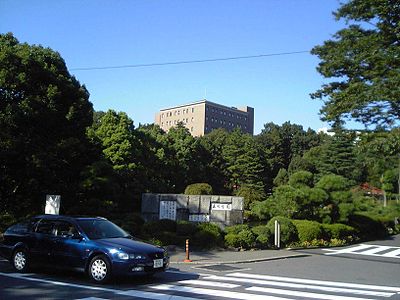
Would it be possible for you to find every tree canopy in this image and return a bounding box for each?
[0,33,93,216]
[311,0,400,128]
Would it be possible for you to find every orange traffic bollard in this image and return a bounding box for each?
[184,239,192,262]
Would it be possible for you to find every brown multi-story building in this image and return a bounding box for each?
[155,99,254,137]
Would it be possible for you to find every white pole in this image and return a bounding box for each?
[274,220,280,249]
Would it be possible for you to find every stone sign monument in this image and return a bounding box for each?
[141,193,244,227]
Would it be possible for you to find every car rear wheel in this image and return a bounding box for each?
[12,248,29,272]
[88,255,111,283]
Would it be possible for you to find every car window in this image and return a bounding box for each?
[36,219,55,235]
[55,221,78,237]
[5,222,29,234]
[77,219,129,240]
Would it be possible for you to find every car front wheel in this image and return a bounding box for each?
[12,248,29,272]
[88,255,111,283]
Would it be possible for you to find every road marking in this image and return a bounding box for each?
[177,279,240,288]
[382,248,400,257]
[324,244,400,258]
[0,272,201,300]
[151,284,293,300]
[203,274,395,297]
[247,286,373,300]
[227,272,400,292]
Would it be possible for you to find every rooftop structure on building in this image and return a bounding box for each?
[155,99,254,137]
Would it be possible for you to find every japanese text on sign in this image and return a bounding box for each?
[159,201,177,220]
[189,214,210,222]
[211,203,232,211]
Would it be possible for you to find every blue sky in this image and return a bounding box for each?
[1,0,346,134]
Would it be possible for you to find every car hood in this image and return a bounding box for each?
[95,238,164,254]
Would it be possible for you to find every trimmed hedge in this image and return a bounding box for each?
[292,220,323,242]
[266,217,298,247]
[184,183,213,195]
[251,225,272,248]
[321,223,357,241]
[192,223,224,250]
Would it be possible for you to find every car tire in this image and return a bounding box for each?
[88,255,111,283]
[12,248,29,272]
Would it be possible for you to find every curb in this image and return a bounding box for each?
[169,253,308,265]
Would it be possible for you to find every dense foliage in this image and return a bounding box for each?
[1,24,399,248]
[311,0,400,128]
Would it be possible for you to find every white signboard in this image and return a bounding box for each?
[159,201,177,220]
[45,195,61,215]
[189,214,210,222]
[211,203,232,211]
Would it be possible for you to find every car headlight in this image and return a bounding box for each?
[117,252,129,260]
[129,253,146,260]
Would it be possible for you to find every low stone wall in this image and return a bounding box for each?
[141,193,243,227]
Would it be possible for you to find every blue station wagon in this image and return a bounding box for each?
[0,215,169,283]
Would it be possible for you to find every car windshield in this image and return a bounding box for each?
[77,219,130,240]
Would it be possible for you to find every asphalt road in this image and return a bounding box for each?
[0,236,399,300]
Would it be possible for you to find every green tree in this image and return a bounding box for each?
[256,122,322,191]
[311,0,400,128]
[87,110,142,211]
[0,33,93,217]
[222,129,264,193]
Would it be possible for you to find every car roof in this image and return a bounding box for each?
[34,215,107,221]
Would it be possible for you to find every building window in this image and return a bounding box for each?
[191,127,194,132]
[191,117,194,122]
[192,108,195,113]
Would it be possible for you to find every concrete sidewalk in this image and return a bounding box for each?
[168,247,306,265]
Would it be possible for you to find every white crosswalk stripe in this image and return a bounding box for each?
[323,244,400,259]
[2,270,399,300]
[149,272,400,300]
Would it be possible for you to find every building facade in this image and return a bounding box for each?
[155,99,254,136]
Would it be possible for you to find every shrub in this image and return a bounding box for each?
[225,224,251,235]
[142,219,177,236]
[322,223,357,241]
[266,217,298,247]
[192,223,223,250]
[184,183,213,195]
[224,229,256,249]
[292,220,323,242]
[176,220,198,236]
[348,213,387,240]
[251,225,272,248]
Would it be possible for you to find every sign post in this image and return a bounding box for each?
[274,220,281,249]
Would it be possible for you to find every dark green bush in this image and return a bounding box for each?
[266,217,298,247]
[348,213,387,240]
[184,183,213,195]
[224,229,256,249]
[225,224,251,235]
[251,225,272,248]
[322,223,357,240]
[292,220,323,242]
[176,220,198,236]
[192,223,223,250]
[142,219,177,236]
